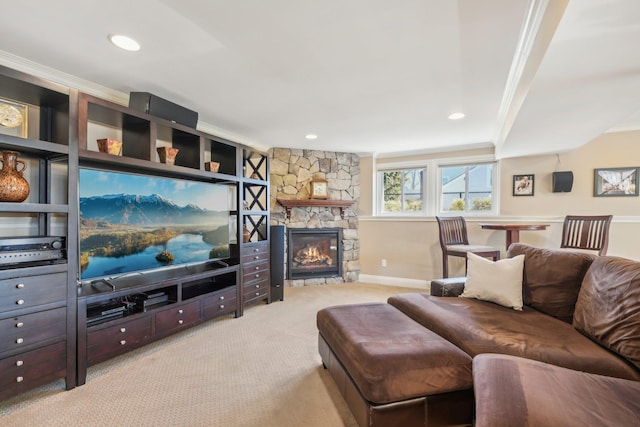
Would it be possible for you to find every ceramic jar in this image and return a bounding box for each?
[157,147,179,165]
[0,151,30,202]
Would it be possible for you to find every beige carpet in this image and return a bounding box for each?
[0,283,423,427]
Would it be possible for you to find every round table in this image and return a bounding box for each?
[480,223,549,249]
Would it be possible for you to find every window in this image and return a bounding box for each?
[378,168,426,214]
[439,162,496,213]
[375,157,497,216]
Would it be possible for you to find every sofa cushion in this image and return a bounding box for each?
[473,354,640,427]
[507,243,595,323]
[317,303,473,404]
[573,256,640,371]
[388,293,640,381]
[461,253,524,310]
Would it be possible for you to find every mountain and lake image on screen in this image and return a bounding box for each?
[79,168,231,280]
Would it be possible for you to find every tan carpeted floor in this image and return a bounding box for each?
[0,283,423,427]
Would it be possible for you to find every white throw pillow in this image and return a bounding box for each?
[460,252,525,310]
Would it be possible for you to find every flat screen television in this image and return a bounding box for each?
[79,167,231,281]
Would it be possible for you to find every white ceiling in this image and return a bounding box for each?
[1,0,639,158]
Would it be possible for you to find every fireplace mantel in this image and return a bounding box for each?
[277,198,354,219]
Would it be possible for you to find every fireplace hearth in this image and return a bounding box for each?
[287,228,343,279]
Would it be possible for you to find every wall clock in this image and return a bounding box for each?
[309,179,328,199]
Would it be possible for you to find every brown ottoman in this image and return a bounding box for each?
[473,354,640,427]
[317,302,473,427]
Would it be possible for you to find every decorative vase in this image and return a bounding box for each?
[0,150,30,202]
[157,147,179,165]
[205,161,220,173]
[97,138,123,155]
[243,225,251,243]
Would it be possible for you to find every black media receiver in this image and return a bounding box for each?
[0,236,66,266]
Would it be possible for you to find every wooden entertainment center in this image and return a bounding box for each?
[0,65,270,399]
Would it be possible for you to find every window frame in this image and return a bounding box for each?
[376,165,428,216]
[375,155,499,217]
[436,157,499,216]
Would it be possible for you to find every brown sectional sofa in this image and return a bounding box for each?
[317,243,640,426]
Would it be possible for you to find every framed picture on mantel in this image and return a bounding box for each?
[309,179,328,199]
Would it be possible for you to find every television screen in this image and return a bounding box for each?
[79,167,231,281]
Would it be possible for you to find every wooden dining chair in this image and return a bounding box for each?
[436,216,501,278]
[561,215,613,255]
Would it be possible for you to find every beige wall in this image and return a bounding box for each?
[359,130,640,283]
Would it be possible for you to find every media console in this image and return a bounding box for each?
[77,262,239,385]
[0,65,271,399]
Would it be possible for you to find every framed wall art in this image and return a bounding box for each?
[513,174,534,196]
[594,167,639,197]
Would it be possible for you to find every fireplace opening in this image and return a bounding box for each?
[287,228,342,280]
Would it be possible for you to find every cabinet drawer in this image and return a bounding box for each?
[241,242,269,264]
[0,273,66,313]
[155,301,200,335]
[243,279,270,303]
[0,307,66,354]
[87,316,152,365]
[0,341,66,398]
[203,287,237,319]
[242,260,269,284]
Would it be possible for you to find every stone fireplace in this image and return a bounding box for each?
[287,228,342,280]
[269,148,360,286]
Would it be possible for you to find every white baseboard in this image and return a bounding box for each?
[359,274,429,290]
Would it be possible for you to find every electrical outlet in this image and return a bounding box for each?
[381,259,387,267]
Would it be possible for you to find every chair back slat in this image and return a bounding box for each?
[436,216,469,247]
[561,215,612,255]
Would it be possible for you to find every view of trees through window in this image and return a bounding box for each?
[381,168,424,212]
[378,161,495,215]
[440,164,494,212]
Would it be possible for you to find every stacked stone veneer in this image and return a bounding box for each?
[269,148,360,286]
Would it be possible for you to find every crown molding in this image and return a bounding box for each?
[0,50,265,150]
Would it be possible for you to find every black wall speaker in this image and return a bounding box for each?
[129,92,198,128]
[552,171,574,193]
[270,225,285,302]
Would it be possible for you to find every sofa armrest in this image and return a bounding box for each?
[430,277,466,297]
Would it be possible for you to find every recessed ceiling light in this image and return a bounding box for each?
[108,34,141,52]
[448,112,465,120]
[305,134,318,140]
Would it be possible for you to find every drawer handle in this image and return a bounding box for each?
[120,340,127,345]
[16,283,25,289]
[16,338,24,344]
[16,299,25,305]
[220,304,225,309]
[16,360,23,367]
[16,322,24,328]
[254,255,260,260]
[178,319,184,325]
[255,266,260,270]
[254,248,260,252]
[255,274,260,278]
[220,296,225,301]
[120,327,126,333]
[255,292,260,296]
[178,309,184,314]
[16,376,24,383]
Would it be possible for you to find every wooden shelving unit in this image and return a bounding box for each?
[0,65,271,399]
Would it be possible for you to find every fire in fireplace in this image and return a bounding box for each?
[287,228,343,280]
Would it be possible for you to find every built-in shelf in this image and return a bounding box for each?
[277,198,354,219]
